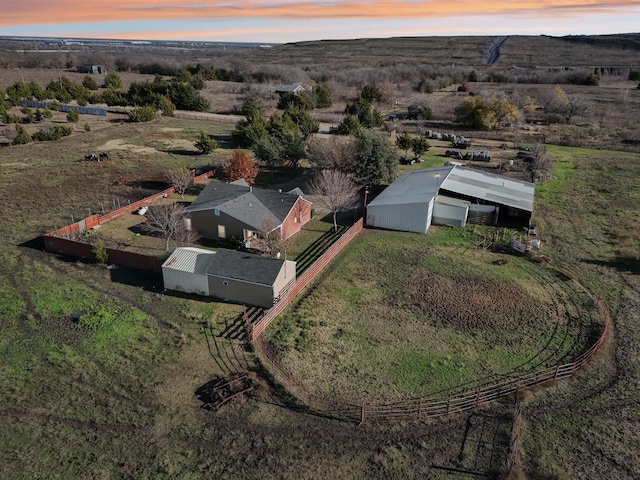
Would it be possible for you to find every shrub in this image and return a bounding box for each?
[32,125,72,141]
[336,114,362,136]
[84,123,91,132]
[156,95,175,117]
[82,75,99,90]
[629,70,640,81]
[194,130,218,154]
[12,125,31,145]
[92,240,109,264]
[66,108,80,123]
[104,72,123,90]
[407,103,432,120]
[127,106,157,122]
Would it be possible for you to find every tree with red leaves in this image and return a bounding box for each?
[223,150,259,185]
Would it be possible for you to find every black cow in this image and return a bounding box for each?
[85,153,98,161]
[99,152,109,161]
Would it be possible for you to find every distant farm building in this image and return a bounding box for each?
[161,247,296,308]
[76,65,107,74]
[366,165,534,233]
[273,83,313,96]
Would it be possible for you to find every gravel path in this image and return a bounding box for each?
[484,36,509,65]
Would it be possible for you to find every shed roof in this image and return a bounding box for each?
[205,248,286,286]
[435,195,471,208]
[186,180,309,229]
[367,166,455,208]
[161,247,215,274]
[273,83,312,93]
[440,166,535,212]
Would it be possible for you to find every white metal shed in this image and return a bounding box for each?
[161,247,214,296]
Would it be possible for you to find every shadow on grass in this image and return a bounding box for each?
[585,257,640,275]
[20,236,45,251]
[210,134,234,149]
[109,265,163,292]
[127,180,171,190]
[158,148,201,156]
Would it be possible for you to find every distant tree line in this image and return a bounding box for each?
[2,68,211,116]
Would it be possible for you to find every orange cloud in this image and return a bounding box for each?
[2,1,638,26]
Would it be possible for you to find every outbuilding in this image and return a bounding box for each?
[366,165,534,234]
[162,247,296,308]
[366,166,454,234]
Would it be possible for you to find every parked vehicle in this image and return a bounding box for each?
[445,150,463,159]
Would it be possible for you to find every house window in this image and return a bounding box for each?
[218,225,226,238]
[214,208,220,216]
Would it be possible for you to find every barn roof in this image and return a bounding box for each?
[440,166,535,213]
[367,166,455,207]
[368,165,534,213]
[186,180,309,229]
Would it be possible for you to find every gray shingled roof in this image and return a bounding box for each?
[186,181,306,229]
[205,248,284,286]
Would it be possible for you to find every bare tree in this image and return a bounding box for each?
[254,219,285,257]
[167,165,194,199]
[143,204,192,251]
[306,136,358,173]
[530,143,553,181]
[308,169,358,231]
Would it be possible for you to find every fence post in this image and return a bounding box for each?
[360,402,366,425]
[553,364,560,380]
[447,395,451,414]
[417,398,422,420]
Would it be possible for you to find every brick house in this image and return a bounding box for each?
[185,179,312,248]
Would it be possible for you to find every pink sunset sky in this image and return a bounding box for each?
[2,0,638,43]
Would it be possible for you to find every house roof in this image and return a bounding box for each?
[205,248,286,286]
[367,166,455,207]
[161,247,215,274]
[186,180,309,230]
[440,166,535,213]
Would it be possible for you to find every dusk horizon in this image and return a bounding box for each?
[3,1,639,44]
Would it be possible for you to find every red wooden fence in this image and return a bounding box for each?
[43,170,215,272]
[249,218,364,340]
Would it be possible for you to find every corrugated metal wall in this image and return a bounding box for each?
[432,203,468,227]
[366,200,432,234]
[162,268,209,296]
